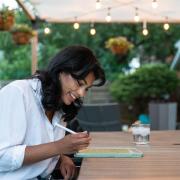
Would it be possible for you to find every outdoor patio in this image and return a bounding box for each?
[0,0,180,179]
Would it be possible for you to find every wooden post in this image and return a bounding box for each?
[31,31,38,75]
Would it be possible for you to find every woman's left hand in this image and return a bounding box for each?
[59,155,76,180]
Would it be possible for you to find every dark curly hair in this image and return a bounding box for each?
[33,45,106,122]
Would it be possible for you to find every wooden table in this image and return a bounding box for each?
[77,130,180,180]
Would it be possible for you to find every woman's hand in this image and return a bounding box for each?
[54,131,91,154]
[59,155,76,180]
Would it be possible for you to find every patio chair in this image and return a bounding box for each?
[77,103,122,131]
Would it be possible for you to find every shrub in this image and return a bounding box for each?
[110,63,179,104]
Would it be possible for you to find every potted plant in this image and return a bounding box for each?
[11,24,35,45]
[105,36,134,55]
[0,6,15,31]
[110,63,180,130]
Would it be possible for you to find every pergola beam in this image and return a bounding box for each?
[15,0,35,21]
[15,0,38,75]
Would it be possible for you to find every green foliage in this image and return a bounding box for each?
[0,7,180,80]
[37,23,139,80]
[0,46,31,79]
[110,63,179,104]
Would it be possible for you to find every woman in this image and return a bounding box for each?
[0,45,105,179]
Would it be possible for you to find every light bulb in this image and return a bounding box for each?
[106,15,111,22]
[163,23,170,30]
[142,28,148,36]
[96,0,101,9]
[44,27,51,34]
[73,22,79,29]
[134,14,140,22]
[90,28,96,35]
[152,0,158,9]
[106,7,111,22]
[134,8,140,22]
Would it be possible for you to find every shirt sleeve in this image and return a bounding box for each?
[0,84,27,172]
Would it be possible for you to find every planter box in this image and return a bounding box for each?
[148,102,177,130]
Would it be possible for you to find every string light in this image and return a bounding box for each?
[163,17,170,30]
[164,23,169,30]
[105,7,111,22]
[73,22,79,29]
[152,0,158,9]
[142,21,148,36]
[90,23,96,35]
[134,7,140,22]
[25,0,178,27]
[142,28,148,36]
[73,17,80,30]
[44,22,51,34]
[44,27,51,34]
[96,0,101,9]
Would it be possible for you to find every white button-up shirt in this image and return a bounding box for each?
[0,79,65,180]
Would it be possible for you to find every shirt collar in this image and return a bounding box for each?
[29,78,43,109]
[29,78,42,96]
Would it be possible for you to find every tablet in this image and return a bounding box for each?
[75,147,143,158]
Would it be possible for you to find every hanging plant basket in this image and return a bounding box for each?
[0,7,15,31]
[105,36,134,55]
[111,44,129,55]
[11,24,35,45]
[0,15,14,30]
[12,32,32,45]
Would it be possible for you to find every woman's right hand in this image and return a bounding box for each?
[54,132,91,154]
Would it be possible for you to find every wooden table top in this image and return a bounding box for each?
[77,130,180,180]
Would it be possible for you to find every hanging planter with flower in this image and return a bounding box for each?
[10,24,35,45]
[0,6,15,31]
[105,36,134,55]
